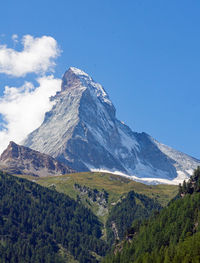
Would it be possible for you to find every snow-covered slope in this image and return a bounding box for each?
[23,67,200,184]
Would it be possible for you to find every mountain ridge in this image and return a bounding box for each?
[0,141,75,177]
[23,67,200,184]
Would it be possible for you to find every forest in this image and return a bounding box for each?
[106,190,161,247]
[1,167,199,263]
[0,171,108,263]
[103,166,200,263]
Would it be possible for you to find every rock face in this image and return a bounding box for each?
[0,141,75,177]
[23,67,200,183]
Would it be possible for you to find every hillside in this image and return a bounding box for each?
[13,171,178,251]
[103,166,200,263]
[15,172,178,223]
[105,190,162,247]
[0,171,108,263]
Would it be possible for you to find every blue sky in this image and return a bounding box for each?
[0,0,199,158]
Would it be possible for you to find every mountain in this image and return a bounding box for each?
[103,166,200,263]
[0,141,75,177]
[23,67,200,183]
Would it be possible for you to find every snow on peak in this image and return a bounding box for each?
[62,67,113,106]
[69,67,90,78]
[23,66,200,185]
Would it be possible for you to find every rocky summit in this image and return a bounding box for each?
[23,67,200,183]
[0,141,75,177]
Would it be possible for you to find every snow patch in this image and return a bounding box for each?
[87,167,188,185]
[69,67,89,77]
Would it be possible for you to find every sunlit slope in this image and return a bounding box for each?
[17,172,178,208]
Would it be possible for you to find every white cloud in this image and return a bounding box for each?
[0,34,63,154]
[0,35,60,77]
[0,75,61,153]
[12,34,18,43]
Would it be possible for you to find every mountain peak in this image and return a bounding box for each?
[68,67,90,78]
[23,68,200,184]
[61,67,91,91]
[61,67,113,107]
[8,141,17,147]
[4,141,19,158]
[0,142,75,177]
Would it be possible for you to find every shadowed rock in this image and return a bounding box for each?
[0,141,75,177]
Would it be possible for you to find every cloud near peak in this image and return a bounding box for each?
[0,35,61,77]
[0,34,62,153]
[0,75,61,153]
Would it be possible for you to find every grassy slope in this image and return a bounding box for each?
[15,172,178,220]
[12,171,178,261]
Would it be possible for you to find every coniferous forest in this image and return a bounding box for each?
[106,191,162,247]
[1,168,200,262]
[0,171,108,263]
[103,166,200,263]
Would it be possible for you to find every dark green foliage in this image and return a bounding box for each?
[0,171,108,263]
[103,167,200,263]
[74,183,108,205]
[106,191,162,247]
[179,166,200,195]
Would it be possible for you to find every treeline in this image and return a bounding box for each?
[0,171,108,263]
[179,166,200,195]
[103,166,200,263]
